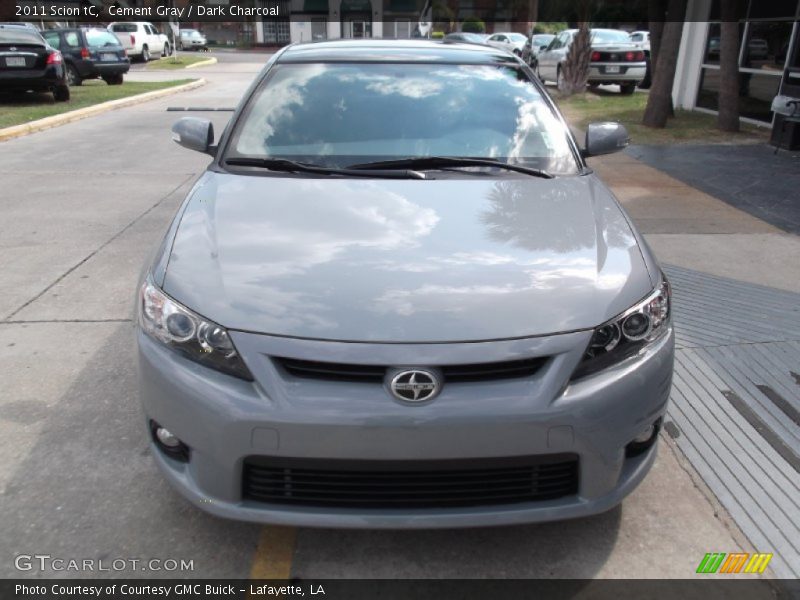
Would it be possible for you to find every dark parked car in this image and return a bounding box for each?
[0,23,69,101]
[442,32,488,45]
[522,33,555,68]
[42,27,129,86]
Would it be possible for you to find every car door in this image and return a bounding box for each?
[537,33,564,80]
[47,31,85,77]
[487,34,505,51]
[145,24,163,54]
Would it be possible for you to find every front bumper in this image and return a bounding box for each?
[137,327,674,528]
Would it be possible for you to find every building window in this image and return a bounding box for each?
[697,68,783,122]
[742,21,794,70]
[311,18,327,40]
[702,22,745,65]
[393,19,412,39]
[696,1,799,124]
[262,0,291,44]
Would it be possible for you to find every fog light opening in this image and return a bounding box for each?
[633,424,656,444]
[625,418,662,458]
[150,420,190,462]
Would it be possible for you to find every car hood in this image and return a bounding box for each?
[161,172,655,342]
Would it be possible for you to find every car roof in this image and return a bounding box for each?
[44,27,109,33]
[277,39,518,64]
[0,23,37,29]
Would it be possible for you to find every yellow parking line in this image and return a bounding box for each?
[250,526,297,579]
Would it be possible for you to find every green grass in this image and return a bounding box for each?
[0,79,195,129]
[555,90,769,145]
[146,55,212,70]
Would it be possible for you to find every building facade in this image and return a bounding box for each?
[673,0,800,125]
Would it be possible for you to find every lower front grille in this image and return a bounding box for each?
[242,454,579,509]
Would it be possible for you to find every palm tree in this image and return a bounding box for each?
[642,0,688,128]
[717,2,742,132]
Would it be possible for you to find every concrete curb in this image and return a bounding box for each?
[0,78,206,143]
[185,57,218,69]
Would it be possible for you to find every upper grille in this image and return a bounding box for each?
[276,356,547,384]
[242,454,579,509]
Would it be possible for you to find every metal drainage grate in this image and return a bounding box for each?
[664,265,800,579]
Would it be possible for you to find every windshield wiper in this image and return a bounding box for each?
[346,156,553,179]
[224,157,425,179]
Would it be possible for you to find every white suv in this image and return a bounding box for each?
[108,22,169,62]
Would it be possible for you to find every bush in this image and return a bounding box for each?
[461,17,486,33]
[533,22,567,34]
[431,31,445,39]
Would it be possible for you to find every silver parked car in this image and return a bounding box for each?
[537,28,647,94]
[179,28,208,51]
[138,40,673,528]
[485,32,527,56]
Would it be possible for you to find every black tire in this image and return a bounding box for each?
[53,85,70,102]
[556,66,565,90]
[162,42,170,57]
[66,64,81,86]
[639,56,652,89]
[103,74,124,85]
[620,82,637,95]
[513,48,522,57]
[141,45,150,62]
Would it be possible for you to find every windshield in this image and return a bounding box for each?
[0,29,44,45]
[227,63,578,175]
[87,30,121,47]
[111,23,137,33]
[591,30,632,44]
[456,33,485,42]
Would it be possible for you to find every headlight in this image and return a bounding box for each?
[139,279,253,381]
[572,275,671,380]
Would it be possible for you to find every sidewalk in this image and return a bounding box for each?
[628,144,800,235]
[592,150,800,293]
[591,150,800,580]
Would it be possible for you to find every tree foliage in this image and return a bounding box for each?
[559,24,591,96]
[461,17,486,34]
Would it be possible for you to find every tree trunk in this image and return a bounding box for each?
[559,24,591,96]
[642,0,687,128]
[717,6,740,132]
[648,0,666,81]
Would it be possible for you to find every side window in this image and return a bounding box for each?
[43,32,60,48]
[146,25,157,36]
[64,32,80,47]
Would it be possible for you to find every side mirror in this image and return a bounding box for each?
[171,117,214,155]
[584,122,630,157]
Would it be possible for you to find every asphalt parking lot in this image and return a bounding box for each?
[0,52,797,584]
